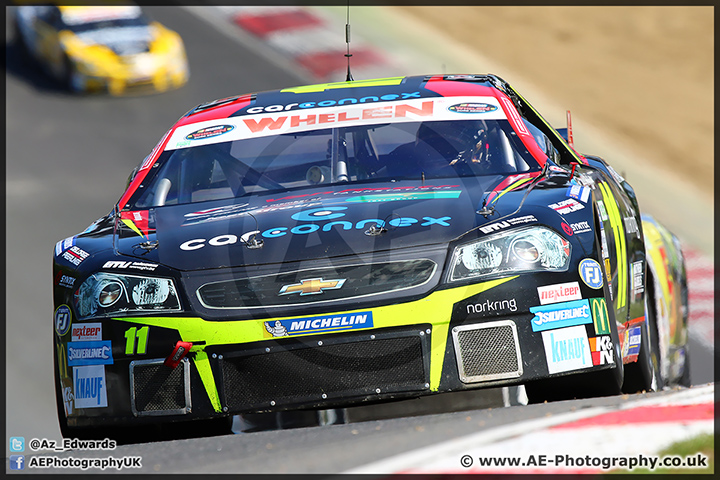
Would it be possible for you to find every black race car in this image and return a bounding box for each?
[53,74,690,439]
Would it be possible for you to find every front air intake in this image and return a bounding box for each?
[451,320,523,383]
[129,358,191,416]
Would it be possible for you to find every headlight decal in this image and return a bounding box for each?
[74,273,181,320]
[449,226,571,282]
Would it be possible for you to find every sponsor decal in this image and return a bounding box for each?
[73,365,108,408]
[245,91,424,114]
[54,305,72,337]
[67,341,114,366]
[548,198,584,214]
[570,220,592,234]
[530,299,592,332]
[589,335,615,365]
[600,229,609,258]
[596,201,609,222]
[566,184,591,203]
[279,278,346,296]
[185,124,234,140]
[55,271,77,289]
[71,323,102,342]
[168,97,510,149]
[448,103,498,113]
[55,236,76,256]
[61,246,89,266]
[345,190,462,203]
[590,298,611,335]
[579,258,603,289]
[541,325,592,374]
[180,208,452,250]
[63,385,74,416]
[266,184,460,203]
[479,215,537,234]
[627,326,642,356]
[624,215,640,237]
[632,261,644,295]
[604,258,612,282]
[103,260,158,271]
[561,222,573,236]
[466,298,517,315]
[263,311,373,338]
[537,281,582,305]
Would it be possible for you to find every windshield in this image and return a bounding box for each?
[132,119,541,209]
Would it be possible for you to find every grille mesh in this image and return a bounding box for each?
[198,259,436,309]
[220,335,426,410]
[132,361,187,413]
[453,322,522,382]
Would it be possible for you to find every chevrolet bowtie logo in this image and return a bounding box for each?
[278,278,346,296]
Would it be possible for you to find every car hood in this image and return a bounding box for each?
[74,26,153,56]
[114,177,540,271]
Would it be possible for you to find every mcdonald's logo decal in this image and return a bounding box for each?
[590,297,611,335]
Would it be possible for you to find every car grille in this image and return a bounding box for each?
[452,320,523,383]
[215,329,430,411]
[129,358,191,416]
[197,259,436,309]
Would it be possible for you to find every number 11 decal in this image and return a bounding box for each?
[124,326,149,355]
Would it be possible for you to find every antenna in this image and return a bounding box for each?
[345,1,353,82]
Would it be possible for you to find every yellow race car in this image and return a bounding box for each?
[13,4,189,95]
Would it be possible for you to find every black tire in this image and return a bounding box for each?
[623,286,663,393]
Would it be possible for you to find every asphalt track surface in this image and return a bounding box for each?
[4,6,715,474]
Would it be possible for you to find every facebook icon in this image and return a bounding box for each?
[9,455,25,470]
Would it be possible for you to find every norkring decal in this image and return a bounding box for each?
[263,311,373,337]
[185,124,234,140]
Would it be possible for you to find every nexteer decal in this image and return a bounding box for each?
[71,323,102,342]
[244,92,424,113]
[541,325,592,374]
[179,207,452,250]
[536,281,582,305]
[167,96,509,148]
[263,311,373,338]
[529,299,592,332]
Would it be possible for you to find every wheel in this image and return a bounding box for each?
[622,291,663,393]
